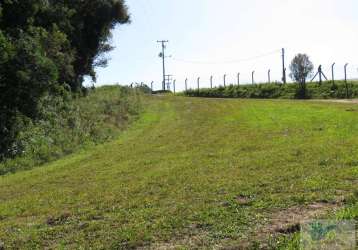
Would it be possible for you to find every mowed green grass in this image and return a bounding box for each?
[0,96,358,249]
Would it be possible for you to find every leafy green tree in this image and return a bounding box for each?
[289,54,314,98]
[0,0,130,158]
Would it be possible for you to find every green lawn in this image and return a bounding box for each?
[0,96,357,249]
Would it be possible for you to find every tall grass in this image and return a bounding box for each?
[0,85,143,175]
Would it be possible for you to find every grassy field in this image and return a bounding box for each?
[0,95,357,249]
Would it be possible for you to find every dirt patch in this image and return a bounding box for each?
[314,99,358,104]
[46,212,72,226]
[261,202,339,234]
[249,201,342,249]
[137,229,211,250]
[139,202,342,249]
[235,195,253,206]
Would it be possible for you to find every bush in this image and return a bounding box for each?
[183,81,358,100]
[0,85,143,175]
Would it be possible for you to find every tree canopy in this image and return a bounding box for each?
[0,0,129,158]
[289,54,314,85]
[289,53,314,98]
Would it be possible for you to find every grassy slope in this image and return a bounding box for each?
[0,86,142,175]
[0,96,358,249]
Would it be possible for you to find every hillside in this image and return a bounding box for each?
[0,95,357,249]
[0,86,143,176]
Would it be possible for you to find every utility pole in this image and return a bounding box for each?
[185,78,188,92]
[150,81,154,94]
[331,63,336,85]
[210,76,213,89]
[252,71,255,84]
[237,73,240,86]
[282,48,286,84]
[223,74,226,87]
[157,40,169,91]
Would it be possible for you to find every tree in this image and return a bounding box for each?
[0,0,130,91]
[0,0,130,158]
[289,54,314,98]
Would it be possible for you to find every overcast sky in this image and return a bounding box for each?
[89,0,358,90]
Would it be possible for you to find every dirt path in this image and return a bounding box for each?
[314,99,358,104]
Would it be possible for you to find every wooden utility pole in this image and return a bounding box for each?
[157,40,169,90]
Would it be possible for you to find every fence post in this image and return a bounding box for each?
[282,48,287,84]
[197,77,200,93]
[268,69,271,83]
[331,63,336,85]
[344,63,349,83]
[318,65,322,85]
[345,63,349,98]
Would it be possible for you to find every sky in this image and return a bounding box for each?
[88,0,358,91]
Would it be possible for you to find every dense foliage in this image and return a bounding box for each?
[183,81,358,99]
[0,0,129,158]
[0,85,143,175]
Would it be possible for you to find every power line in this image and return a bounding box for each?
[171,49,281,65]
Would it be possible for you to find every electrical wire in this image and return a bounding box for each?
[171,49,281,65]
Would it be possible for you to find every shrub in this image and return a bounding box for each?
[183,81,358,100]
